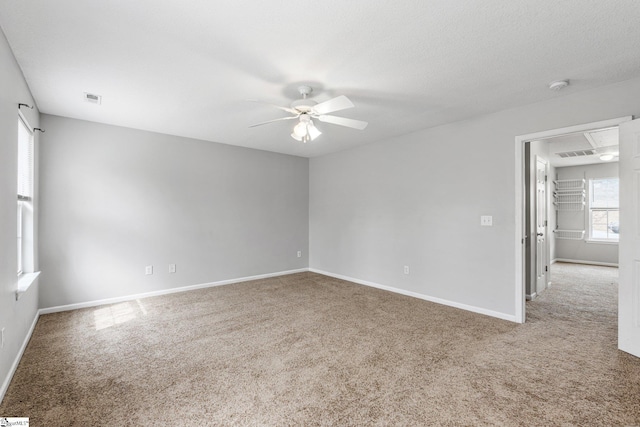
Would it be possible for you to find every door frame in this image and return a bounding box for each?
[514,116,632,323]
[535,155,549,295]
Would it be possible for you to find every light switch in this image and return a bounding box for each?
[481,215,493,226]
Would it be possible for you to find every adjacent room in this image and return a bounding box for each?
[1,1,640,425]
[525,126,620,301]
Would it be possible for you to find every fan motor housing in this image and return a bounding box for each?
[291,98,317,112]
[291,85,317,112]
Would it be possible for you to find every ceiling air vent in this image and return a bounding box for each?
[83,92,102,105]
[556,149,597,158]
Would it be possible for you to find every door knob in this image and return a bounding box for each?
[537,233,544,236]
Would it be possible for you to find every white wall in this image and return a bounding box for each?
[309,77,640,319]
[0,29,40,397]
[39,115,309,308]
[554,162,619,265]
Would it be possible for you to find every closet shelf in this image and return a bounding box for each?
[553,188,585,193]
[553,179,586,211]
[553,179,585,190]
[553,229,585,240]
[554,203,585,211]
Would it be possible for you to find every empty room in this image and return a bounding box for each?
[1,1,640,425]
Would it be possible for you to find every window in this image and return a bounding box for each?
[17,114,34,275]
[588,177,619,242]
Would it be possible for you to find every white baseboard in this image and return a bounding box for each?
[526,292,537,301]
[309,269,517,323]
[40,268,309,315]
[553,258,618,268]
[0,310,40,403]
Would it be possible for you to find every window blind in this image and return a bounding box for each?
[17,116,33,200]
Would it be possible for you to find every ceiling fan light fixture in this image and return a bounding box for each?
[291,117,321,143]
[293,121,308,137]
[251,85,367,142]
[308,122,321,140]
[290,131,313,143]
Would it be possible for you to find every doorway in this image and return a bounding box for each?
[527,126,620,310]
[514,116,631,324]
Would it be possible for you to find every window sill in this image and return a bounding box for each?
[585,239,619,245]
[16,271,40,301]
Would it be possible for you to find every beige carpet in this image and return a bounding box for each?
[1,264,639,425]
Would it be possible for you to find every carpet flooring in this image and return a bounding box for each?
[1,263,639,425]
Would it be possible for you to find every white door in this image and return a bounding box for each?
[536,157,548,294]
[619,118,640,358]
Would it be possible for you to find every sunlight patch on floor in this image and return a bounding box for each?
[94,300,148,330]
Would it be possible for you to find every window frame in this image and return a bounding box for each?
[17,112,34,276]
[586,177,619,244]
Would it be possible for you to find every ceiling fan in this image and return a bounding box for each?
[249,86,368,143]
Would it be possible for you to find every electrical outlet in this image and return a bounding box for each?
[404,265,410,275]
[481,215,493,226]
[169,264,176,273]
[297,251,302,258]
[145,265,153,275]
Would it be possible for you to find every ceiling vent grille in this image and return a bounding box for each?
[84,92,102,105]
[556,149,597,158]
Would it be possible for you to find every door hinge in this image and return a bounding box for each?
[545,265,548,272]
[545,175,548,182]
[545,220,548,226]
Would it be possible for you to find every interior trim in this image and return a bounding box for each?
[0,310,39,403]
[514,116,632,324]
[554,258,618,268]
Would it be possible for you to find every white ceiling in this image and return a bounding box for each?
[1,1,640,158]
[542,127,619,167]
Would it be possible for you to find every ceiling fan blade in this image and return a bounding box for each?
[246,99,298,115]
[318,115,368,130]
[312,95,354,115]
[249,115,298,128]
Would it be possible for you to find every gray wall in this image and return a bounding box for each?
[39,115,309,308]
[309,77,640,318]
[0,29,40,396]
[554,162,619,265]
